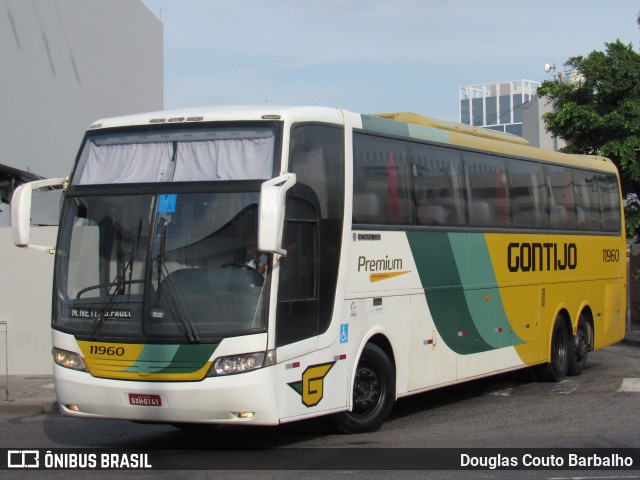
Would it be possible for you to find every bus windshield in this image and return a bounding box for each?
[55,191,269,342]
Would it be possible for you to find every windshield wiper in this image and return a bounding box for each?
[155,219,200,344]
[78,219,145,299]
[88,218,143,340]
[88,282,120,340]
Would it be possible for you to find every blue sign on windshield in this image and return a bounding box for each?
[157,194,177,213]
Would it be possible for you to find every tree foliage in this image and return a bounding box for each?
[538,40,640,195]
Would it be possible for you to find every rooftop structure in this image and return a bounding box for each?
[459,80,541,138]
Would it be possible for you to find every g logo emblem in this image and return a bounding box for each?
[288,362,335,407]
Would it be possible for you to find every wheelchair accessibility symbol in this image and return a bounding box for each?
[340,324,349,344]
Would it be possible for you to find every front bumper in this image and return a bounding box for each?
[54,363,279,425]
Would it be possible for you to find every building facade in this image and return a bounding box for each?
[521,94,567,151]
[459,80,540,138]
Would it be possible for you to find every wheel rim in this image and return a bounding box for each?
[553,324,569,372]
[352,364,382,416]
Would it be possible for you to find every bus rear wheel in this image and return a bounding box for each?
[568,314,591,376]
[537,314,570,382]
[331,343,395,434]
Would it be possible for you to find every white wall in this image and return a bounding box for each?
[0,227,57,375]
[0,203,9,227]
[0,0,163,375]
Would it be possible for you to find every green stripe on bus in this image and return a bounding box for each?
[157,343,218,374]
[360,115,450,144]
[406,123,450,144]
[361,115,411,137]
[124,343,217,374]
[406,231,524,354]
[453,233,524,349]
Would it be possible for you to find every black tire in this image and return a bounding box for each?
[536,314,570,382]
[331,343,395,434]
[568,314,591,376]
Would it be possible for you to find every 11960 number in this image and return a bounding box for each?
[89,345,125,356]
[602,249,621,263]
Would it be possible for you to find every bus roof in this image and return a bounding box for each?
[86,105,345,130]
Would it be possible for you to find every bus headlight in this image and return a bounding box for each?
[208,350,276,376]
[52,347,87,372]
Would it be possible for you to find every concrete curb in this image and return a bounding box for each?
[0,400,58,415]
[622,336,640,347]
[0,376,57,415]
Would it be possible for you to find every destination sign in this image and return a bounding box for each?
[68,308,132,319]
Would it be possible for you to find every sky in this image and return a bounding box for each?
[141,0,640,121]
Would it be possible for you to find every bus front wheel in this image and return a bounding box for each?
[331,343,395,434]
[537,314,570,382]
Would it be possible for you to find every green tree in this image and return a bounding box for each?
[538,40,640,193]
[538,40,640,237]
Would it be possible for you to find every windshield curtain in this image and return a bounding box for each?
[54,192,269,342]
[73,126,277,185]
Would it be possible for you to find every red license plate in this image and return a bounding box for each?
[128,393,162,407]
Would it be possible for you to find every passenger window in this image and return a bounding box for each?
[572,170,601,230]
[411,145,466,226]
[508,159,548,228]
[353,134,413,225]
[464,152,509,227]
[546,165,576,229]
[598,174,621,232]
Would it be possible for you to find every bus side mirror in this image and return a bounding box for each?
[258,173,296,256]
[11,177,67,254]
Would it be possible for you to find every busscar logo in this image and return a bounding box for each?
[287,362,335,407]
[8,450,39,468]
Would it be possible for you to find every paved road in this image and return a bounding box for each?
[1,343,639,479]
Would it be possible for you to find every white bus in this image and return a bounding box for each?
[12,106,626,433]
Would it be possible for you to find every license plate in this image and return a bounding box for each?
[128,393,162,407]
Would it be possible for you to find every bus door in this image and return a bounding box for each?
[273,189,341,419]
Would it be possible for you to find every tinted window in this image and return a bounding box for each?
[290,125,344,219]
[598,173,621,232]
[411,144,466,226]
[464,152,509,227]
[499,95,511,124]
[486,96,498,126]
[547,165,576,229]
[572,170,601,230]
[508,159,548,228]
[472,98,483,126]
[350,131,620,234]
[275,202,318,347]
[353,134,413,225]
[460,99,471,125]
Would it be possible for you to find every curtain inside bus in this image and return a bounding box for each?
[77,135,275,184]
